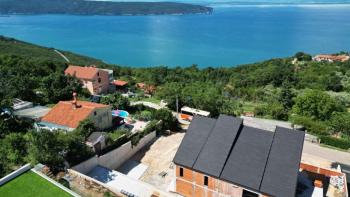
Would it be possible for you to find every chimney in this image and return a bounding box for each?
[314,180,323,188]
[72,92,78,109]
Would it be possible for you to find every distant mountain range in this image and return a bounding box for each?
[0,0,213,15]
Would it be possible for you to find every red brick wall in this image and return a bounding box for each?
[175,165,264,197]
[176,179,193,197]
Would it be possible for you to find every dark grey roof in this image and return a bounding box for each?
[173,116,216,168]
[193,115,242,177]
[173,115,305,197]
[220,126,274,191]
[260,127,305,197]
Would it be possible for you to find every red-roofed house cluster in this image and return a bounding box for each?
[65,65,113,95]
[313,54,350,63]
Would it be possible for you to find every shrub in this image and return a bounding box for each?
[291,115,328,135]
[254,102,288,120]
[320,136,350,150]
[134,110,153,121]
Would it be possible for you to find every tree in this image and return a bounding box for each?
[278,83,295,110]
[61,132,94,167]
[75,119,96,140]
[100,93,130,110]
[41,73,82,103]
[292,90,346,121]
[219,99,241,116]
[28,130,66,173]
[295,52,312,61]
[329,112,350,137]
[0,133,28,166]
[154,108,178,130]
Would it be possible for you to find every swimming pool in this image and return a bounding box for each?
[112,110,129,119]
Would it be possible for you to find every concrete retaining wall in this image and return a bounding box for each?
[73,131,156,173]
[99,131,156,170]
[71,156,98,175]
[0,164,31,186]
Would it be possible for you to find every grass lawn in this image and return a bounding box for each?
[0,171,71,197]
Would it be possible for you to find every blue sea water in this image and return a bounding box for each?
[0,2,350,67]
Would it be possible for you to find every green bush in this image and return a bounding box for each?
[134,110,153,121]
[100,134,129,155]
[320,136,350,150]
[291,115,328,135]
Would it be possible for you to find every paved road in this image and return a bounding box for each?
[303,141,350,165]
[303,141,350,183]
[54,49,70,62]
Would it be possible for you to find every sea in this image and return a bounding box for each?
[0,0,350,67]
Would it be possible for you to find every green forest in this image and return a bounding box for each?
[0,0,212,15]
[1,36,350,177]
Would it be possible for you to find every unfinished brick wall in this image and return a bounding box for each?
[175,165,264,197]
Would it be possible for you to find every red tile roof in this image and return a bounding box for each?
[41,101,109,129]
[65,65,99,80]
[113,80,128,86]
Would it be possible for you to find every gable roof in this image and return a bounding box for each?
[41,101,109,129]
[221,126,274,191]
[193,115,241,177]
[173,116,216,168]
[173,115,305,197]
[260,127,305,197]
[65,65,99,80]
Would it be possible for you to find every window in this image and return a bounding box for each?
[97,72,100,76]
[94,111,97,116]
[179,167,183,177]
[98,78,101,83]
[242,190,258,197]
[204,176,208,186]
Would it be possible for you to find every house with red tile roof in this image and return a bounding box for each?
[113,80,128,87]
[65,65,112,95]
[112,80,129,93]
[39,95,112,131]
[313,54,350,63]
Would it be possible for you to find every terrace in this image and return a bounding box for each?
[118,132,185,191]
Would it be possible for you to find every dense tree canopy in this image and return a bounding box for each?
[292,90,345,121]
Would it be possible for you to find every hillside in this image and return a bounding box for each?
[0,36,104,65]
[1,36,350,156]
[0,0,213,15]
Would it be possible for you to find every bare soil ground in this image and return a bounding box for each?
[130,132,185,191]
